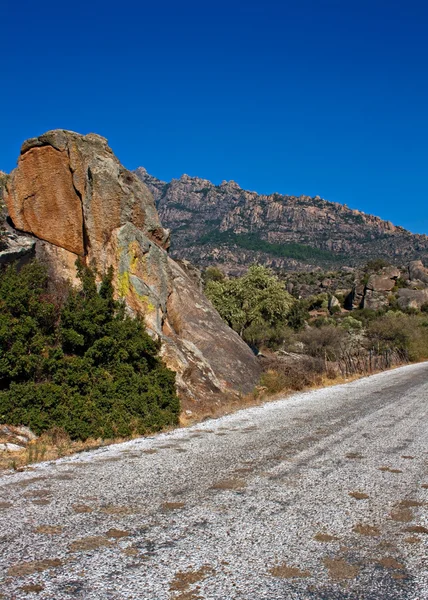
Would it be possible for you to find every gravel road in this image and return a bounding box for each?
[1,362,427,600]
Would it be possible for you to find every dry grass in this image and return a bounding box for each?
[0,431,137,472]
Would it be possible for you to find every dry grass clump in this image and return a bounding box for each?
[0,427,133,472]
[258,355,331,395]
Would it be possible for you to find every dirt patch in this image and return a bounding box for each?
[378,557,404,570]
[54,474,74,481]
[72,504,93,514]
[122,546,139,556]
[34,525,63,535]
[162,502,186,511]
[353,523,381,536]
[421,484,428,489]
[10,477,46,488]
[389,508,414,522]
[349,491,369,500]
[399,499,423,508]
[170,566,214,593]
[404,525,428,534]
[8,558,62,577]
[401,455,414,459]
[20,584,45,593]
[100,504,136,516]
[142,449,158,454]
[210,479,247,491]
[314,533,338,542]
[105,528,130,539]
[0,502,12,509]
[346,452,365,459]
[32,499,51,506]
[23,489,51,498]
[379,466,402,473]
[69,536,113,552]
[404,536,421,544]
[174,448,188,453]
[270,563,311,578]
[323,557,359,581]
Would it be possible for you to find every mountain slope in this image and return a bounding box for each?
[135,167,428,273]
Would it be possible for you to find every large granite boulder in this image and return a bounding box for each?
[397,288,428,310]
[4,130,261,409]
[408,260,428,285]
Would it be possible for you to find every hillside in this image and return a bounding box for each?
[135,167,428,273]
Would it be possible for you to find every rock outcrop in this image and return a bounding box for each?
[408,260,428,285]
[4,131,261,410]
[135,168,428,273]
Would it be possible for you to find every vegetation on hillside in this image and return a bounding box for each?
[0,260,179,440]
[204,263,428,395]
[200,230,339,263]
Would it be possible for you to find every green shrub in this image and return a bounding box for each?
[365,313,428,361]
[0,261,179,440]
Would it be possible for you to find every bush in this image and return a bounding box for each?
[365,313,428,362]
[297,325,347,361]
[259,356,326,394]
[0,261,179,440]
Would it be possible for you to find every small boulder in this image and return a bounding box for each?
[0,443,25,452]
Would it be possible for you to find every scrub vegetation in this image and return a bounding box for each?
[0,260,179,441]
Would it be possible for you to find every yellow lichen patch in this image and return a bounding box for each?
[270,563,311,578]
[128,241,141,273]
[117,271,130,297]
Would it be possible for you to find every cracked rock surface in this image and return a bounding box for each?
[1,362,427,599]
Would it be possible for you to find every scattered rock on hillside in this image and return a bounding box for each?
[397,288,428,311]
[409,260,428,285]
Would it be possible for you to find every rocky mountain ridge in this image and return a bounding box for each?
[135,167,428,274]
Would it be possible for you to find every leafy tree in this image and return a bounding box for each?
[205,265,294,348]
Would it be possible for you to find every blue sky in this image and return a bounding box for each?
[2,0,428,233]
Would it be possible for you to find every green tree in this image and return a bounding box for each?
[205,265,294,348]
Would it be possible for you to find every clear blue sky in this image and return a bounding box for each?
[2,0,428,233]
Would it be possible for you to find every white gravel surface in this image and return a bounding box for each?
[1,362,427,599]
